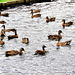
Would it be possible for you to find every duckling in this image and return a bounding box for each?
[0,21,6,24]
[31,9,40,13]
[2,25,16,32]
[62,19,73,28]
[57,40,72,46]
[46,16,56,23]
[48,30,62,41]
[5,48,26,57]
[0,12,9,17]
[22,38,29,44]
[0,37,5,46]
[8,30,18,40]
[31,12,41,18]
[34,45,46,55]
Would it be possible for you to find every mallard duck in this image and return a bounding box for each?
[0,21,6,24]
[31,9,41,13]
[0,37,5,46]
[2,25,16,32]
[5,48,26,57]
[8,30,18,40]
[22,38,29,44]
[46,16,56,23]
[34,45,46,55]
[0,12,9,17]
[62,19,73,28]
[57,40,72,46]
[48,30,62,41]
[31,12,41,18]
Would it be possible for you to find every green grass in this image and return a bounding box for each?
[0,0,16,3]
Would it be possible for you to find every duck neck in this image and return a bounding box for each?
[43,47,45,51]
[19,50,23,55]
[58,32,61,35]
[15,31,17,35]
[31,12,33,16]
[3,26,5,30]
[63,20,65,23]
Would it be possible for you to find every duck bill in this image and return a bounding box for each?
[24,50,26,52]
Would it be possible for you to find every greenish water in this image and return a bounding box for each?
[0,0,16,3]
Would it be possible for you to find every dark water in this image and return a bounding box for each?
[0,0,75,75]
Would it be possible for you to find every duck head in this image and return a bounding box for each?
[19,48,26,55]
[42,45,46,50]
[2,25,5,29]
[62,19,65,23]
[46,16,49,19]
[20,48,26,52]
[58,30,62,35]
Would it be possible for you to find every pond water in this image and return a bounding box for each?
[0,0,75,75]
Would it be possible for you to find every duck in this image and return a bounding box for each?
[0,12,9,17]
[22,37,29,44]
[31,9,41,13]
[2,25,16,32]
[5,48,26,57]
[46,16,56,23]
[57,40,72,46]
[62,19,73,28]
[8,30,18,40]
[48,30,62,41]
[34,45,46,55]
[31,12,41,18]
[0,21,6,24]
[0,37,5,46]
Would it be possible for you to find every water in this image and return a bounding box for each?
[0,0,75,75]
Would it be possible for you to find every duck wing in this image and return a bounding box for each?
[68,21,73,25]
[6,50,19,55]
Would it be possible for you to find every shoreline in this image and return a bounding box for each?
[0,0,53,10]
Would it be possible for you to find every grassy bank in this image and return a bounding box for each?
[0,0,16,3]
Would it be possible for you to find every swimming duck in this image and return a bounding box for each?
[48,30,62,41]
[0,12,9,17]
[2,25,16,32]
[0,21,6,24]
[22,38,29,44]
[5,48,26,57]
[57,40,72,46]
[62,19,73,28]
[8,30,18,40]
[31,12,41,18]
[46,16,56,23]
[31,9,41,13]
[0,37,5,46]
[34,45,46,55]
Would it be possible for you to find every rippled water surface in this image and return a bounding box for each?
[0,0,75,75]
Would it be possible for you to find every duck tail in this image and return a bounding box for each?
[66,40,72,45]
